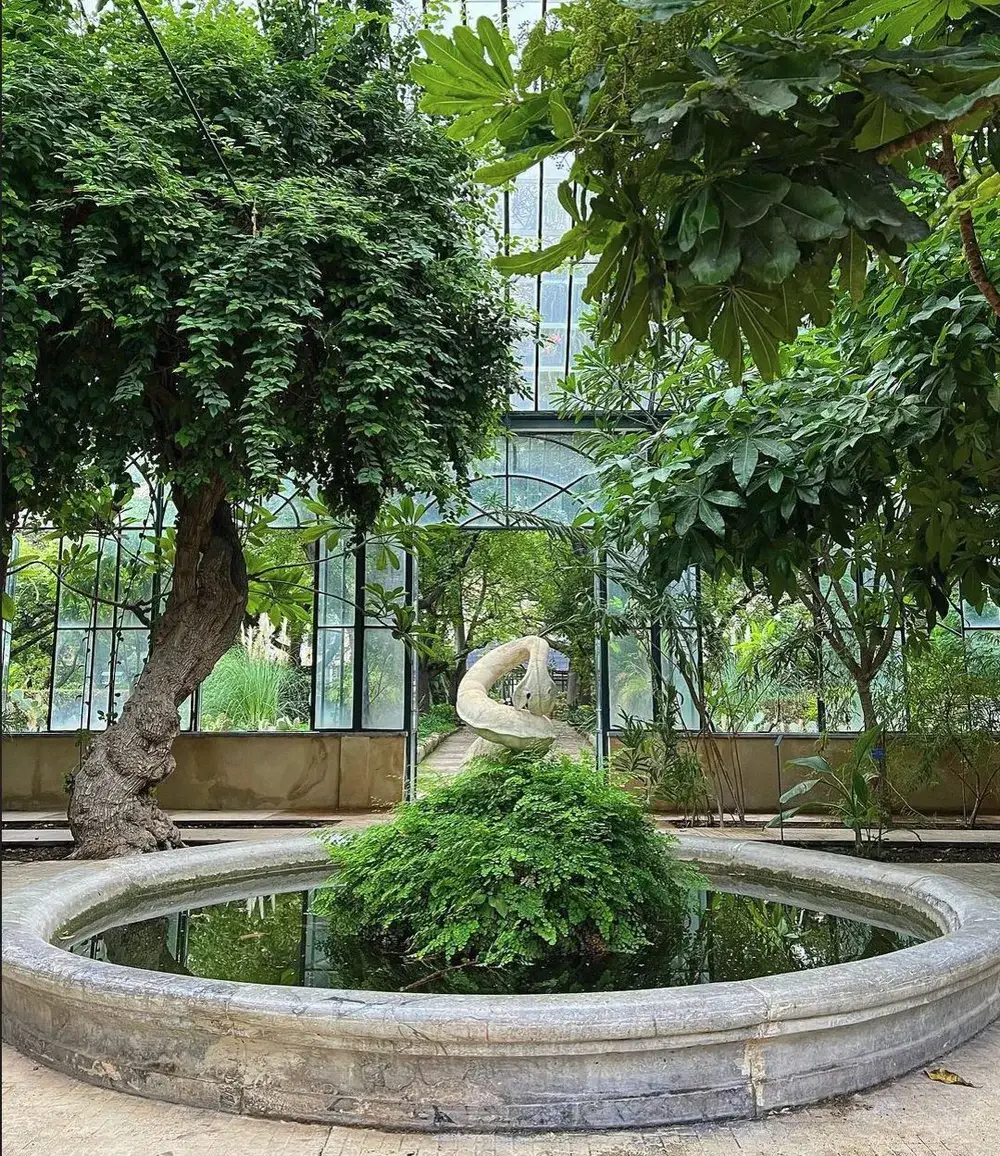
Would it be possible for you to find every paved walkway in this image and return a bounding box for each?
[419,723,593,789]
[2,853,999,1155]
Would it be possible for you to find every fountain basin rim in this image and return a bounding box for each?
[3,831,999,1047]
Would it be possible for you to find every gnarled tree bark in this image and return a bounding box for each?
[68,480,248,858]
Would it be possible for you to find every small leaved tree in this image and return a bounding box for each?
[2,0,519,856]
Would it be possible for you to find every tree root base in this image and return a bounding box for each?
[68,804,185,859]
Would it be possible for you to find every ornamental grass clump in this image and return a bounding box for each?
[313,751,701,967]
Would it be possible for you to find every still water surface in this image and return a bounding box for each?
[70,883,925,995]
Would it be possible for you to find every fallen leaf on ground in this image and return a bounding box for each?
[926,1067,975,1087]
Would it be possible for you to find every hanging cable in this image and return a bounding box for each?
[130,0,245,204]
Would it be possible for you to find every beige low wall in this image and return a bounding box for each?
[614,733,999,818]
[4,730,996,817]
[1,732,405,813]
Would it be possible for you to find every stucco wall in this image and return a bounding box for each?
[3,730,995,816]
[1,732,404,812]
[617,733,999,818]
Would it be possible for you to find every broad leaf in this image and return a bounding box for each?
[777,777,822,805]
[549,91,577,139]
[477,141,565,185]
[716,174,791,229]
[853,98,912,151]
[476,17,514,86]
[495,227,586,275]
[741,215,800,284]
[789,756,833,774]
[690,227,741,284]
[678,187,720,253]
[611,280,653,360]
[582,230,627,303]
[732,438,760,489]
[697,497,726,535]
[778,184,846,241]
[840,229,868,302]
[704,489,744,506]
[416,31,508,93]
[735,79,799,114]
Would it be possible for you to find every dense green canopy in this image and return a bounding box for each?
[2,0,519,546]
[565,219,1000,615]
[1,0,523,856]
[414,0,999,376]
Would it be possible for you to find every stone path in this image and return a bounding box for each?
[2,854,999,1155]
[419,725,480,777]
[418,722,593,789]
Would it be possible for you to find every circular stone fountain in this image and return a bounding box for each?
[3,833,999,1131]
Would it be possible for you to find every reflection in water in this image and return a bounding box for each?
[72,887,925,995]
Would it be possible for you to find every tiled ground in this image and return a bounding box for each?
[2,856,999,1156]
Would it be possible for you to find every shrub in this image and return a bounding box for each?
[199,617,310,731]
[611,712,713,821]
[417,702,459,741]
[313,750,700,966]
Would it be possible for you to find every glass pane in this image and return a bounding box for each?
[509,0,543,40]
[318,546,355,628]
[365,542,405,627]
[476,439,507,477]
[820,641,889,733]
[523,483,589,525]
[606,577,631,618]
[362,629,405,730]
[967,630,1000,731]
[660,638,700,729]
[467,475,506,521]
[964,598,1000,628]
[540,157,572,243]
[508,475,558,513]
[112,629,149,723]
[510,275,537,407]
[467,2,504,29]
[536,369,565,412]
[568,263,596,370]
[93,538,119,626]
[701,584,818,733]
[508,168,539,239]
[57,541,98,627]
[668,569,698,627]
[608,633,654,726]
[50,628,91,731]
[86,627,114,730]
[511,434,590,488]
[316,627,354,728]
[436,0,464,35]
[116,530,156,626]
[122,462,154,526]
[4,541,57,732]
[539,272,568,325]
[199,621,312,733]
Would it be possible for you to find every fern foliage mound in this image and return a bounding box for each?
[313,752,699,967]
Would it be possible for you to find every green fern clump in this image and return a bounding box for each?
[313,751,701,967]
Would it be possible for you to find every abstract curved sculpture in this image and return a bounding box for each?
[456,635,557,752]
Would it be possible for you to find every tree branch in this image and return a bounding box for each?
[935,133,1000,318]
[874,95,1000,163]
[22,561,151,627]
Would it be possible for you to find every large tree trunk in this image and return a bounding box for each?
[68,481,247,858]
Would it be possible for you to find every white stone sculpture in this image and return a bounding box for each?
[456,635,557,753]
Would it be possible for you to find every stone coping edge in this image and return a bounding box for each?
[3,832,1000,1130]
